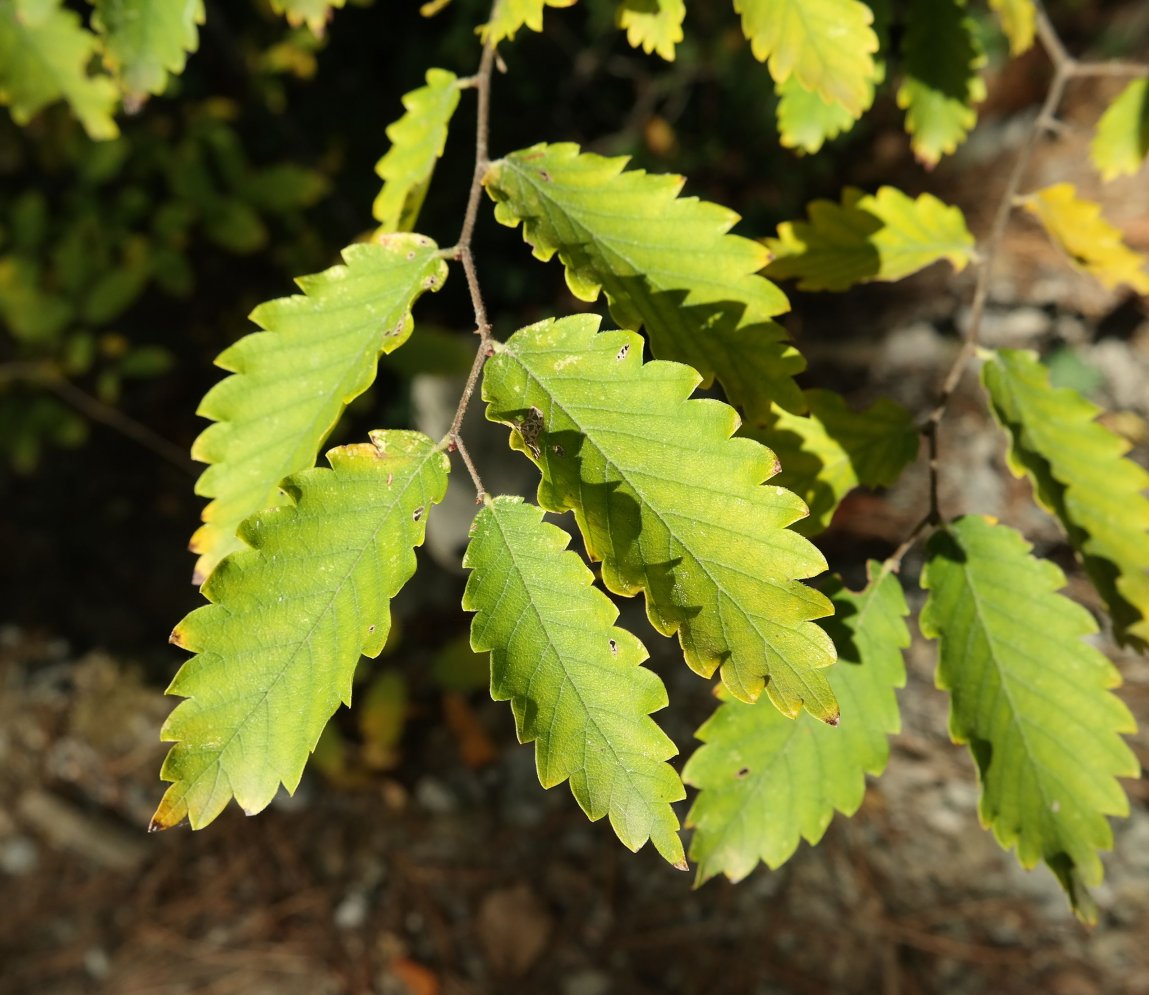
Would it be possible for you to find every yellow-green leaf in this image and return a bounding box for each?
[764,186,976,291]
[479,0,577,43]
[988,0,1035,55]
[91,0,204,102]
[0,0,119,140]
[734,0,879,118]
[373,69,461,232]
[896,0,986,167]
[617,0,684,61]
[269,0,347,35]
[1090,79,1149,183]
[981,348,1149,649]
[1021,183,1149,295]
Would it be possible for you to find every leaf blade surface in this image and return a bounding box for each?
[91,0,204,101]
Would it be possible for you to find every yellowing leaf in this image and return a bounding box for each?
[764,186,976,291]
[479,0,577,43]
[685,565,909,882]
[1090,79,1149,183]
[91,0,204,102]
[483,315,838,720]
[921,516,1138,921]
[775,76,862,155]
[0,0,119,140]
[734,0,879,118]
[896,0,986,167]
[746,389,919,535]
[269,0,347,35]
[617,0,684,61]
[464,497,686,866]
[981,348,1149,649]
[1021,183,1149,295]
[373,69,461,232]
[988,0,1035,55]
[154,431,450,831]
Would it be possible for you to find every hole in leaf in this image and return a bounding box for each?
[736,767,750,779]
[608,639,617,654]
[616,343,629,361]
[413,506,425,522]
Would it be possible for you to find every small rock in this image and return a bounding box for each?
[414,777,456,815]
[334,890,369,930]
[0,835,38,876]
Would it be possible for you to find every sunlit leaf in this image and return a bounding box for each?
[616,0,685,61]
[484,142,804,418]
[988,0,1035,55]
[685,564,908,882]
[920,516,1138,922]
[764,186,976,291]
[153,431,450,830]
[1021,183,1149,294]
[1090,79,1149,183]
[91,0,204,102]
[479,0,577,43]
[482,314,838,719]
[464,496,686,865]
[373,69,461,232]
[269,0,347,35]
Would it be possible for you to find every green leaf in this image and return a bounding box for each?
[484,142,804,418]
[190,234,448,583]
[775,76,862,155]
[153,430,450,831]
[373,69,461,232]
[1020,183,1149,294]
[920,516,1137,921]
[479,0,576,43]
[684,564,909,883]
[733,0,879,118]
[91,0,204,102]
[745,389,919,536]
[981,348,1149,650]
[616,0,684,61]
[1091,79,1149,183]
[988,0,1035,55]
[896,0,986,167]
[0,0,119,139]
[482,314,838,720]
[763,186,977,291]
[268,0,347,35]
[463,496,686,866]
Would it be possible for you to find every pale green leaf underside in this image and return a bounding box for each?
[373,68,461,232]
[988,0,1036,55]
[764,186,976,291]
[91,0,204,100]
[480,0,576,43]
[484,142,804,418]
[920,516,1137,921]
[190,234,448,583]
[463,496,686,866]
[482,315,838,720]
[897,0,986,167]
[746,389,919,536]
[269,0,347,34]
[734,0,879,118]
[617,0,684,61]
[0,0,119,139]
[1091,79,1149,183]
[981,348,1149,649]
[685,565,909,883]
[154,431,450,831]
[1020,183,1149,294]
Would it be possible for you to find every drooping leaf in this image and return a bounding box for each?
[482,314,838,720]
[616,0,685,61]
[190,234,448,583]
[684,564,909,883]
[733,0,879,118]
[91,0,204,102]
[463,496,686,866]
[988,0,1035,55]
[1020,183,1149,294]
[920,516,1137,921]
[479,0,577,43]
[484,142,804,418]
[981,348,1149,649]
[1091,80,1149,182]
[775,77,862,155]
[896,0,986,167]
[153,431,450,831]
[373,69,461,232]
[745,389,919,536]
[763,186,976,291]
[268,0,347,35]
[0,0,119,139]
